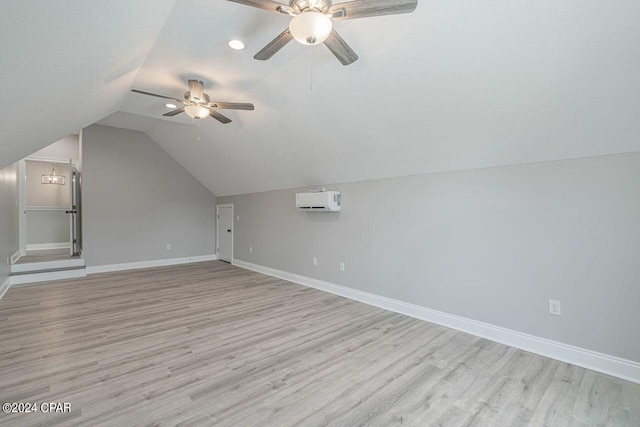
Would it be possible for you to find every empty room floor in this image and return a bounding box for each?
[0,261,638,426]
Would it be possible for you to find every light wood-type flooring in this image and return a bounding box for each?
[14,249,75,264]
[0,261,638,426]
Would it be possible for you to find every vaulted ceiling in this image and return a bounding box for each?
[2,1,640,196]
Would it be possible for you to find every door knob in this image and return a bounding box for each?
[227,229,232,232]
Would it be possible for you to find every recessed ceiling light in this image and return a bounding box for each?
[165,103,177,109]
[228,40,245,50]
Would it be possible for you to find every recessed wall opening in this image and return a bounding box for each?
[16,133,82,265]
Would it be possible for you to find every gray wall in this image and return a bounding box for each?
[82,125,216,267]
[26,161,71,206]
[26,211,69,245]
[219,152,640,363]
[23,135,79,246]
[30,134,79,162]
[0,163,18,284]
[24,161,71,246]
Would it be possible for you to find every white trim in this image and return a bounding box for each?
[232,259,640,385]
[11,258,85,274]
[10,250,21,265]
[25,156,79,167]
[0,277,11,301]
[78,129,83,173]
[216,204,234,263]
[25,206,70,211]
[18,160,26,256]
[26,242,72,251]
[10,268,87,286]
[86,254,217,275]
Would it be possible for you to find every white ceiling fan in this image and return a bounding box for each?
[131,79,254,124]
[228,0,418,65]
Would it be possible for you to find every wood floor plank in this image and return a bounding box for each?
[0,261,638,426]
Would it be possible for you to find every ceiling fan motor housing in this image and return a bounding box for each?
[290,0,331,14]
[185,92,210,104]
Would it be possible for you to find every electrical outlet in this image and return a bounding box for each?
[312,257,317,266]
[549,299,562,316]
[339,262,345,272]
[249,246,253,254]
[166,244,171,251]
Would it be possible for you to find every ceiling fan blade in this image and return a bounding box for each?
[276,5,297,16]
[208,108,232,124]
[208,102,255,111]
[329,8,347,19]
[324,29,359,65]
[254,28,293,60]
[188,79,205,101]
[131,89,184,103]
[227,0,290,14]
[163,107,185,117]
[329,0,418,20]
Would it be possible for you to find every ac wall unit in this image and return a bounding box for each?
[295,190,341,212]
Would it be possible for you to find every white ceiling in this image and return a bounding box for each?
[0,0,176,167]
[3,1,640,196]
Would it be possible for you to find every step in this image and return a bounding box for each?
[10,266,87,285]
[11,258,85,274]
[10,265,86,276]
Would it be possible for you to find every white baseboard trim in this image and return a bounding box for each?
[86,254,218,275]
[26,242,71,251]
[0,277,11,301]
[11,258,85,274]
[10,268,87,286]
[10,250,21,264]
[232,259,640,385]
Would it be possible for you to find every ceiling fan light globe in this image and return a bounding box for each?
[185,105,210,119]
[289,11,332,45]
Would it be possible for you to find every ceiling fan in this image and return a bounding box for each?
[131,79,254,124]
[228,0,418,65]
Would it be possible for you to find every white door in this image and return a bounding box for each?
[69,163,81,256]
[68,159,74,256]
[217,205,233,262]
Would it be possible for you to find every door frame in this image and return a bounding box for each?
[19,157,79,256]
[216,203,234,263]
[18,159,26,257]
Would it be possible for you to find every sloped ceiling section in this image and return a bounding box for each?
[113,0,640,196]
[0,0,176,170]
[6,1,640,196]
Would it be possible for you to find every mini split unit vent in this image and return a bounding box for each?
[295,190,341,212]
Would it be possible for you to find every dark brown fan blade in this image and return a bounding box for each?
[208,102,255,111]
[208,108,232,124]
[323,29,359,65]
[329,0,418,21]
[131,89,184,103]
[163,107,185,117]
[254,28,293,60]
[227,0,290,14]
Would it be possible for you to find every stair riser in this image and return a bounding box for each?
[11,258,85,274]
[10,268,87,286]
